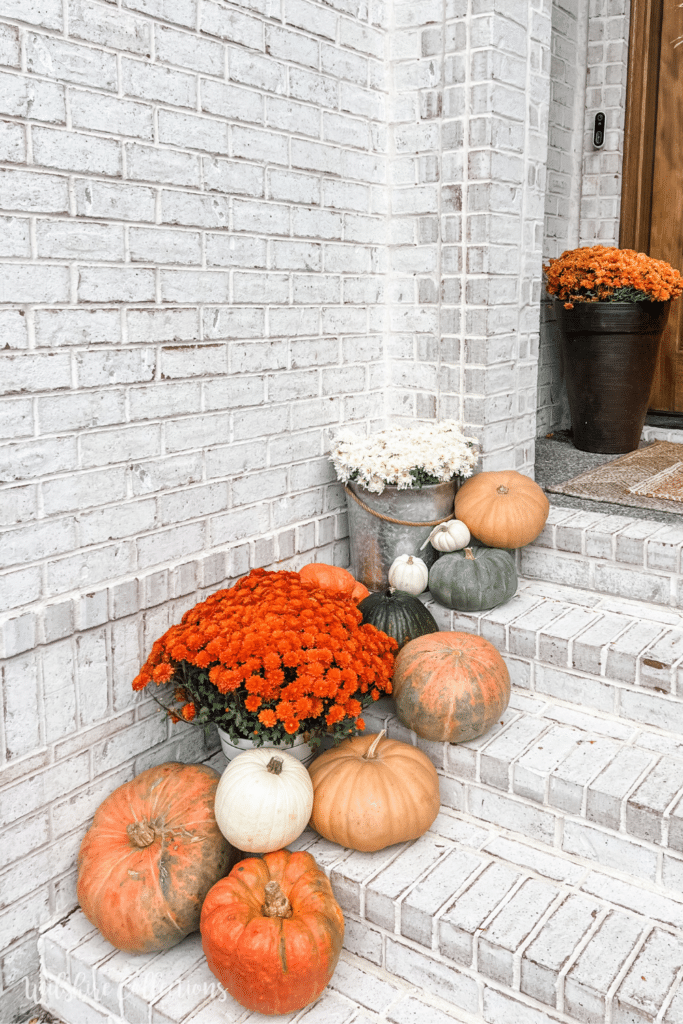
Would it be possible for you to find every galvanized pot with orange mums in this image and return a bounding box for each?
[132,568,397,751]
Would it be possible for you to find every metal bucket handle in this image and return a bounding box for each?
[345,485,455,527]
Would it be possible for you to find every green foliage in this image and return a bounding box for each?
[158,660,377,750]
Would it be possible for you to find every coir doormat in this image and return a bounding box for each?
[546,440,683,513]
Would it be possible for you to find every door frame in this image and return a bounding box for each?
[620,0,664,251]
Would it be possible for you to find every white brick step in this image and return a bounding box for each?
[520,507,683,609]
[40,796,683,1024]
[364,693,683,902]
[422,577,683,734]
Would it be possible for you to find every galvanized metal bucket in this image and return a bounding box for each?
[345,479,458,591]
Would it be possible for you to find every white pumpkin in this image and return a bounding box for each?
[388,554,429,595]
[422,519,471,553]
[214,747,313,853]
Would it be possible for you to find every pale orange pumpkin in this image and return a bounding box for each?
[453,470,549,549]
[391,632,510,743]
[308,730,440,851]
[299,562,370,603]
[77,762,233,954]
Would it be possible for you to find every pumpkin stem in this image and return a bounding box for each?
[262,880,293,918]
[127,820,157,847]
[464,547,475,560]
[267,757,283,775]
[497,485,509,495]
[363,729,386,760]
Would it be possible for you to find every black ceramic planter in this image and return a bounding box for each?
[554,298,672,454]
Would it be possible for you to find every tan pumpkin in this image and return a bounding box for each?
[453,470,549,549]
[308,730,440,851]
[391,632,510,743]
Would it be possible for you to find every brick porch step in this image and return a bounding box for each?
[41,675,683,1024]
[40,794,683,1024]
[423,576,683,735]
[39,535,683,1024]
[521,506,683,610]
[364,688,683,900]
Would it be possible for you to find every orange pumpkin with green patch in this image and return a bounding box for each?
[391,631,510,742]
[77,762,233,954]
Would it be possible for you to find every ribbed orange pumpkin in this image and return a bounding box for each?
[392,632,510,742]
[201,849,344,1015]
[77,762,233,954]
[453,470,549,549]
[308,730,441,852]
[299,562,370,603]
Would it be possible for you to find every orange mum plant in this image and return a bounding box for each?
[132,568,396,750]
[543,245,683,309]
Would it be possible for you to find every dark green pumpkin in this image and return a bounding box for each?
[358,589,440,649]
[428,546,517,612]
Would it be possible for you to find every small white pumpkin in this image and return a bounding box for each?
[388,554,429,596]
[422,519,471,553]
[214,747,313,853]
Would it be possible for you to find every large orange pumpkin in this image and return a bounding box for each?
[77,762,233,954]
[308,730,441,852]
[299,562,370,603]
[453,470,549,549]
[201,848,344,1015]
[391,632,510,742]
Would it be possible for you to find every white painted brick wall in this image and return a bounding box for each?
[0,0,614,1016]
[538,0,631,435]
[0,0,394,1013]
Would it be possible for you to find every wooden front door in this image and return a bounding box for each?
[621,0,683,412]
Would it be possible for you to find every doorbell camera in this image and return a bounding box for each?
[593,112,606,149]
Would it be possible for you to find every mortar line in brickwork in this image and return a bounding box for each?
[501,721,557,795]
[658,962,683,1023]
[661,781,683,853]
[470,873,529,976]
[556,906,610,1016]
[577,742,637,820]
[430,859,491,954]
[356,843,407,922]
[391,841,463,938]
[600,616,640,677]
[510,887,568,995]
[603,923,654,1024]
[553,799,564,852]
[561,615,604,671]
[666,654,683,698]
[470,712,524,784]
